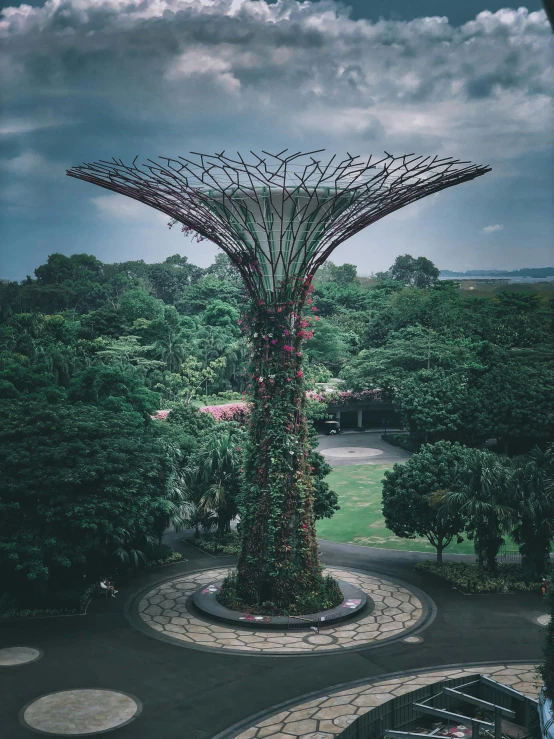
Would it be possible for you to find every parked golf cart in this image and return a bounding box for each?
[324,420,341,435]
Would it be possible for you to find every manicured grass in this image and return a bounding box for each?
[316,464,515,556]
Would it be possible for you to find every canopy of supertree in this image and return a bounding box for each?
[67,149,490,610]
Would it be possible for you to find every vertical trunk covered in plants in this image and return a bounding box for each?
[236,278,324,608]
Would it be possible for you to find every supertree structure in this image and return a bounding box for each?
[67,149,490,609]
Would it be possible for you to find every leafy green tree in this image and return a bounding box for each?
[333,263,358,285]
[206,253,240,282]
[119,289,165,324]
[166,402,216,438]
[95,335,161,371]
[304,317,349,368]
[508,446,554,578]
[440,449,514,572]
[203,300,240,331]
[313,261,358,286]
[177,275,241,315]
[386,254,440,288]
[69,366,160,416]
[490,292,550,348]
[313,281,374,317]
[152,333,188,373]
[0,400,182,590]
[394,369,473,443]
[310,451,340,520]
[35,253,103,286]
[80,306,126,339]
[340,325,482,393]
[382,441,468,563]
[473,360,554,453]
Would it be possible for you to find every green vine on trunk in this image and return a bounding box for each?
[229,274,338,610]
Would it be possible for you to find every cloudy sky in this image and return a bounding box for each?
[1,0,553,281]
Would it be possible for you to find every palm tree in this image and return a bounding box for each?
[181,457,216,538]
[153,332,188,373]
[441,450,515,573]
[189,424,244,536]
[509,444,554,579]
[152,441,195,542]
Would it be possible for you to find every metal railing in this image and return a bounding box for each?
[337,674,537,739]
[499,551,522,563]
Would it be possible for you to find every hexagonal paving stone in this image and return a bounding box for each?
[136,567,426,654]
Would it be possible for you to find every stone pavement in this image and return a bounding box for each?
[133,567,431,654]
[224,663,539,739]
[317,432,411,467]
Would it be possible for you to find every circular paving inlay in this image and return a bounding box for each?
[537,614,550,625]
[321,447,384,459]
[0,646,42,666]
[20,689,141,735]
[134,567,430,654]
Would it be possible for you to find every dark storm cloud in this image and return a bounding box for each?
[0,0,552,280]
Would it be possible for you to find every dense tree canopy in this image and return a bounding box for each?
[382,441,468,563]
[0,401,181,589]
[1,247,552,602]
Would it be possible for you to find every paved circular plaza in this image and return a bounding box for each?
[20,688,141,735]
[223,663,538,739]
[132,567,432,654]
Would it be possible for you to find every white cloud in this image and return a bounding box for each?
[165,46,241,92]
[91,194,169,225]
[3,150,51,174]
[0,118,75,136]
[481,224,504,233]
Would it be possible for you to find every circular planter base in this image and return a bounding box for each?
[191,578,370,630]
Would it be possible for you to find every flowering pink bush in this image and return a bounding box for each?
[200,403,252,423]
[327,389,382,404]
[306,390,325,402]
[151,409,171,421]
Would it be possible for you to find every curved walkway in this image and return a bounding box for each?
[0,540,546,739]
[218,663,538,739]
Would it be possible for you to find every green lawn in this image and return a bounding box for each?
[316,464,515,556]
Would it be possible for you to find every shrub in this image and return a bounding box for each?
[190,531,242,556]
[217,571,343,615]
[207,391,245,403]
[382,433,421,452]
[0,582,96,621]
[146,544,183,567]
[415,561,547,593]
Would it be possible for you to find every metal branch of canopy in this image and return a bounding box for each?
[67,149,491,303]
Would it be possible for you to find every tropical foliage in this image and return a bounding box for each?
[1,247,553,610]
